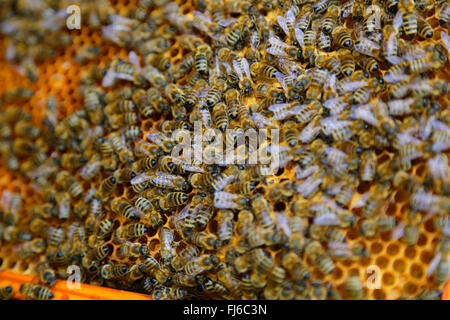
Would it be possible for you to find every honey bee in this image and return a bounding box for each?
[189,231,220,250]
[159,227,176,262]
[216,210,234,245]
[171,245,201,272]
[118,241,149,259]
[112,167,135,184]
[267,34,302,60]
[148,172,190,192]
[344,275,364,300]
[194,44,212,74]
[97,219,114,240]
[321,5,340,34]
[184,254,219,275]
[132,156,158,173]
[131,89,154,118]
[306,68,328,100]
[250,62,279,79]
[437,2,450,26]
[125,223,149,239]
[111,197,139,220]
[332,26,353,48]
[251,195,274,229]
[304,240,335,274]
[2,87,34,103]
[212,103,229,132]
[135,197,163,229]
[159,192,189,210]
[20,283,54,300]
[0,286,13,300]
[282,251,311,281]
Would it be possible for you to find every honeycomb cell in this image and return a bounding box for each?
[404,282,418,296]
[393,259,406,273]
[372,289,386,300]
[371,243,384,254]
[405,247,417,260]
[382,272,396,286]
[375,256,389,269]
[420,251,434,264]
[410,264,424,279]
[417,234,428,247]
[386,244,400,256]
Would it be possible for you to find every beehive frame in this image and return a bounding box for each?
[0,0,449,300]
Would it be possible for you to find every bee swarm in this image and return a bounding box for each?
[0,0,449,300]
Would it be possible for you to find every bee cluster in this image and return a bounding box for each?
[0,0,449,300]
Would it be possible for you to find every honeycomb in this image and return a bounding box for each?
[0,0,449,300]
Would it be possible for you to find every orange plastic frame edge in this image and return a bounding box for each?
[0,270,448,300]
[0,270,152,300]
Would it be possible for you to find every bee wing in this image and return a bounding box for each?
[299,121,321,143]
[432,119,450,133]
[384,71,409,83]
[277,16,291,37]
[386,54,403,65]
[402,45,426,61]
[287,103,309,115]
[419,115,435,140]
[323,96,343,109]
[232,59,243,81]
[128,51,141,71]
[391,221,405,240]
[130,172,152,185]
[406,81,432,91]
[296,176,322,195]
[267,44,289,58]
[146,131,170,146]
[0,190,12,213]
[102,68,119,87]
[393,10,403,29]
[428,155,449,181]
[321,118,353,135]
[269,103,290,112]
[286,9,296,23]
[341,0,354,18]
[155,171,177,179]
[275,72,288,91]
[386,33,403,65]
[387,97,415,114]
[250,112,275,129]
[396,132,423,147]
[427,252,442,277]
[328,241,351,250]
[324,72,337,92]
[173,203,191,222]
[240,58,251,79]
[276,212,292,238]
[355,38,380,56]
[294,28,305,48]
[442,31,450,54]
[110,14,134,26]
[180,164,204,173]
[338,80,368,92]
[79,161,101,179]
[193,10,212,23]
[351,192,370,208]
[58,194,71,220]
[313,212,340,226]
[294,164,319,179]
[353,105,379,127]
[213,193,239,209]
[218,18,236,27]
[250,30,259,49]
